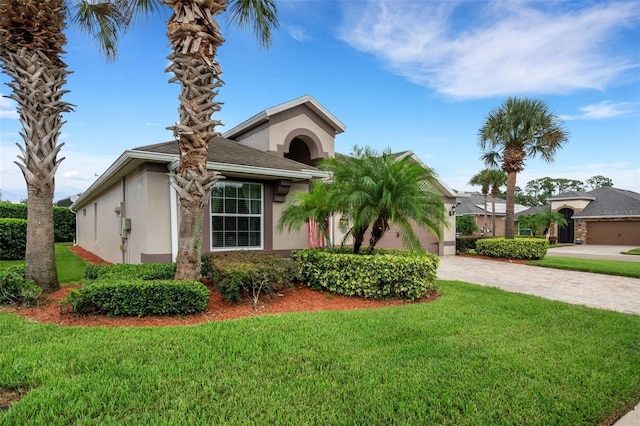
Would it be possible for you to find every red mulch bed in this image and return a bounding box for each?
[457,253,529,264]
[0,246,438,328]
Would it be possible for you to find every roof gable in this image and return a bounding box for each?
[223,95,346,139]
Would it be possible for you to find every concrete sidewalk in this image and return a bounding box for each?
[437,256,640,315]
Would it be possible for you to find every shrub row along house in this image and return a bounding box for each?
[71,96,458,264]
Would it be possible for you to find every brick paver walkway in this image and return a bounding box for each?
[437,256,640,315]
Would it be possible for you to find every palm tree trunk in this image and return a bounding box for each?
[0,44,70,292]
[166,0,226,280]
[491,196,496,237]
[353,226,367,254]
[367,216,388,254]
[482,192,488,235]
[25,183,58,292]
[504,171,517,239]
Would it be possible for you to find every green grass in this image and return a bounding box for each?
[529,256,640,278]
[1,281,639,425]
[621,248,640,255]
[0,243,87,284]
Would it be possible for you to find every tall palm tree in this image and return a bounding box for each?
[165,0,278,280]
[468,169,491,235]
[487,169,506,237]
[0,0,159,292]
[322,146,446,254]
[478,97,568,239]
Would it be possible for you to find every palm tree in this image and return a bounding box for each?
[277,180,335,249]
[322,146,446,254]
[165,0,278,280]
[487,169,506,237]
[517,211,567,238]
[478,97,568,239]
[0,0,159,292]
[468,169,491,235]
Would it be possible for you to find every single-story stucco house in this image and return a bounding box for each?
[70,95,458,264]
[548,187,640,245]
[455,192,528,236]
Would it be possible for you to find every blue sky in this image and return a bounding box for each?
[1,0,639,203]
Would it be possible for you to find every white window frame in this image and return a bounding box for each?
[210,181,264,251]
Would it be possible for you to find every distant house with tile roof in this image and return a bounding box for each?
[548,186,640,245]
[70,95,458,264]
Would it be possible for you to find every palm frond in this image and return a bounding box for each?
[228,0,279,48]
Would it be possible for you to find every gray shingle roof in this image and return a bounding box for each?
[573,187,640,218]
[550,190,595,201]
[133,137,320,173]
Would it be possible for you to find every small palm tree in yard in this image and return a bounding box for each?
[468,169,491,235]
[322,146,447,254]
[0,0,159,292]
[487,169,506,236]
[277,180,336,248]
[517,211,567,238]
[478,97,568,239]
[166,0,278,280]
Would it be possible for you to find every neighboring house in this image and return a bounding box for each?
[547,187,640,245]
[71,95,458,264]
[455,192,528,236]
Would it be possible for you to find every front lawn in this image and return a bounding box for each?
[529,257,640,278]
[1,280,639,425]
[0,243,87,284]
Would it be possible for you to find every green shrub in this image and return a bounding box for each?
[0,218,27,260]
[63,279,209,316]
[0,202,76,243]
[0,202,27,219]
[84,263,176,281]
[291,249,439,301]
[475,237,548,260]
[53,206,76,242]
[456,236,485,253]
[0,265,41,306]
[205,251,296,302]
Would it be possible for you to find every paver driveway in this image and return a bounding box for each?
[437,256,640,315]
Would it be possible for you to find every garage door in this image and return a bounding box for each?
[586,221,640,245]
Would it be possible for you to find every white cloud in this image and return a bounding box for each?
[0,143,115,202]
[286,25,309,42]
[560,101,635,120]
[340,1,640,99]
[0,95,19,119]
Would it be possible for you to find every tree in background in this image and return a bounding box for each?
[321,146,446,254]
[479,97,568,239]
[456,215,478,236]
[500,175,615,207]
[468,169,491,235]
[166,0,278,280]
[0,0,159,292]
[586,175,614,190]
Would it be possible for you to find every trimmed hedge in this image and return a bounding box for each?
[204,251,296,302]
[0,202,75,242]
[63,279,209,316]
[0,218,27,260]
[0,265,41,306]
[456,236,485,253]
[84,263,176,281]
[291,249,439,301]
[475,237,548,260]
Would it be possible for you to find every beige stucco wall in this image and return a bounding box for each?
[271,182,310,251]
[75,180,127,264]
[551,199,591,211]
[75,164,172,264]
[269,108,334,159]
[126,167,172,263]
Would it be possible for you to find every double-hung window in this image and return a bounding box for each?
[210,182,263,249]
